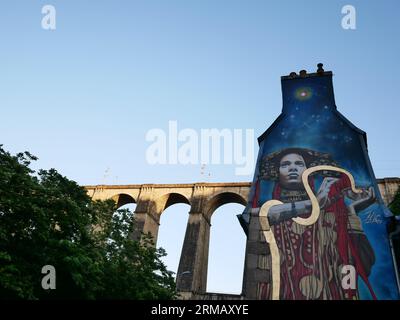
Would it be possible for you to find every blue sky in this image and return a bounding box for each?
[1,0,400,294]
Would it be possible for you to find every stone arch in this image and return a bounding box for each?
[206,202,247,294]
[152,192,191,215]
[111,193,136,209]
[204,192,247,220]
[155,193,192,278]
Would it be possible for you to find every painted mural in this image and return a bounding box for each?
[239,65,400,300]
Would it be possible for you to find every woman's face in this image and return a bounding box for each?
[279,153,306,189]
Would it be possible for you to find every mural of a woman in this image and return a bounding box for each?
[253,148,377,300]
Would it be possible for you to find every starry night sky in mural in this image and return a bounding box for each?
[261,74,371,186]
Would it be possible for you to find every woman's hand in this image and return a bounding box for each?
[316,177,339,209]
[350,186,376,213]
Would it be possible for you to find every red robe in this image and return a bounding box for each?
[254,174,377,300]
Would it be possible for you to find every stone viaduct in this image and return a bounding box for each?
[85,178,400,299]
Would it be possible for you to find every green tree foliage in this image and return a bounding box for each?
[0,146,176,299]
[389,186,400,216]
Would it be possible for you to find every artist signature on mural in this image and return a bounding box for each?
[364,211,383,224]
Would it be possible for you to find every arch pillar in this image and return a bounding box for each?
[131,210,160,244]
[176,185,210,297]
[176,211,210,297]
[131,185,161,244]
